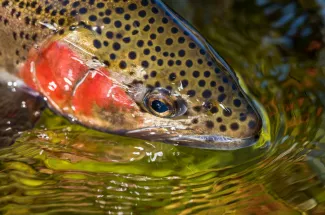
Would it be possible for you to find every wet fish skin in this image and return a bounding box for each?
[0,0,262,150]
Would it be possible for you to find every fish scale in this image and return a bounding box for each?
[0,0,262,150]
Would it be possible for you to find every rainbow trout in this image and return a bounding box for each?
[0,0,262,150]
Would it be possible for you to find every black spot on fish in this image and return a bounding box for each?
[233,99,241,107]
[223,109,232,117]
[202,90,212,98]
[220,125,227,132]
[187,90,196,97]
[206,121,214,129]
[230,123,239,131]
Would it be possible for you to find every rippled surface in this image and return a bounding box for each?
[1,0,325,214]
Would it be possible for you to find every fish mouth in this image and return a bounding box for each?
[166,135,258,150]
[125,127,259,150]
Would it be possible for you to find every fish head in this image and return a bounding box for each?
[20,0,262,150]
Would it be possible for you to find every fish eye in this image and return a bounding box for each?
[144,91,175,117]
[144,88,187,118]
[151,100,169,113]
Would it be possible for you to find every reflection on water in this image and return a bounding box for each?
[0,0,325,214]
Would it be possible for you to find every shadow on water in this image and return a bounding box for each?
[0,0,325,214]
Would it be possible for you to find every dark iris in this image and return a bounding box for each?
[151,100,169,113]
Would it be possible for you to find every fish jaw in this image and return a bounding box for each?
[124,123,260,150]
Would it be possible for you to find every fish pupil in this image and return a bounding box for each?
[151,100,169,113]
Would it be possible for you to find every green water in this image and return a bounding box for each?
[1,0,325,214]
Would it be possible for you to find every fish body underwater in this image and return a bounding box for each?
[0,0,262,150]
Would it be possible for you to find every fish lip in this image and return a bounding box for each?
[165,135,259,150]
[125,127,259,150]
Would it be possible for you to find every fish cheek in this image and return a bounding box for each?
[71,68,144,131]
[19,41,88,109]
[20,40,143,131]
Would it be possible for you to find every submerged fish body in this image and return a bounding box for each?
[0,0,262,150]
